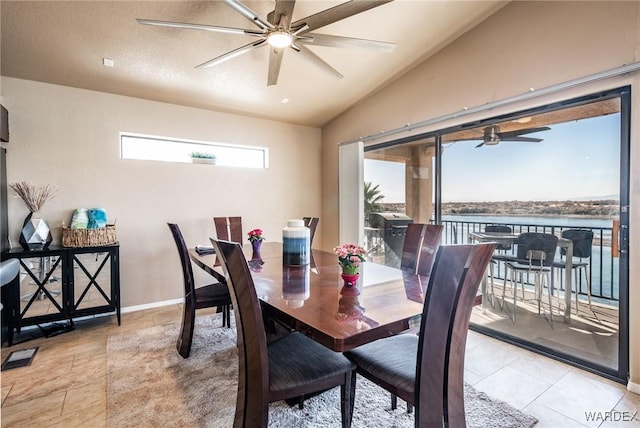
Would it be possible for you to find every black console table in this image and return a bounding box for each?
[1,244,120,346]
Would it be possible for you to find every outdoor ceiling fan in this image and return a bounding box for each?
[472,125,551,148]
[137,0,396,86]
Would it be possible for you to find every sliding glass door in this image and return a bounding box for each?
[363,87,630,383]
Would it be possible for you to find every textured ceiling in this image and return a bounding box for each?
[1,1,507,127]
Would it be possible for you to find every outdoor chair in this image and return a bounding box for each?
[214,216,243,243]
[344,243,495,427]
[167,223,232,358]
[211,239,356,428]
[484,224,516,307]
[553,229,594,313]
[501,232,559,326]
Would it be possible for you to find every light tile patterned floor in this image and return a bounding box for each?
[0,304,637,427]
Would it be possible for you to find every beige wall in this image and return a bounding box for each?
[321,2,640,385]
[1,77,321,308]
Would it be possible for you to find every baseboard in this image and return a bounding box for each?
[121,298,184,314]
[627,380,640,394]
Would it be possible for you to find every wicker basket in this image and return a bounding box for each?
[62,225,117,247]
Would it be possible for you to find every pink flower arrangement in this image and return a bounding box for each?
[333,243,366,274]
[247,228,265,243]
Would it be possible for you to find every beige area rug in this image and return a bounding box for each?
[107,315,537,428]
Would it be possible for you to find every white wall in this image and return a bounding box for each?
[1,77,321,307]
[321,1,640,385]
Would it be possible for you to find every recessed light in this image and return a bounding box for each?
[103,58,114,67]
[281,98,289,104]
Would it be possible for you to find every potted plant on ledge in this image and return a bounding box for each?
[190,152,217,165]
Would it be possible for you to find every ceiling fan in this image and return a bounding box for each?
[137,0,396,86]
[472,125,551,148]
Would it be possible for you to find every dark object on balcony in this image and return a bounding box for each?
[553,229,594,313]
[368,212,413,269]
[167,223,231,359]
[502,233,559,326]
[211,238,356,428]
[344,243,495,427]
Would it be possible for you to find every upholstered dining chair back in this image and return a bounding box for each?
[303,217,320,246]
[415,243,495,427]
[168,223,198,309]
[212,239,270,426]
[214,216,243,243]
[167,223,231,358]
[211,239,356,428]
[400,223,427,272]
[415,224,444,278]
[345,243,494,427]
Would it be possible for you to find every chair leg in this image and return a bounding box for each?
[488,262,495,308]
[341,370,356,428]
[177,302,196,358]
[582,265,593,310]
[407,402,413,414]
[390,393,397,410]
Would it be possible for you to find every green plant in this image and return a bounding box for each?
[190,151,216,159]
[364,181,385,218]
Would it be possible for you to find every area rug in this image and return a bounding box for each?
[107,315,537,428]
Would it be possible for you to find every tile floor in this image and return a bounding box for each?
[1,304,638,427]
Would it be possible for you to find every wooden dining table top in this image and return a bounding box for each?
[189,242,431,352]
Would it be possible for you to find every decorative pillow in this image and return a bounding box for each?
[87,208,107,229]
[70,208,89,229]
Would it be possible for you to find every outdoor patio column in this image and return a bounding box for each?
[405,144,434,224]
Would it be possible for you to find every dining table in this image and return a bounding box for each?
[189,242,460,352]
[468,231,574,322]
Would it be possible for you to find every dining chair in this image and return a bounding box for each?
[344,243,495,426]
[211,239,356,428]
[214,216,243,243]
[399,223,429,272]
[501,232,559,326]
[391,223,443,413]
[415,224,444,278]
[167,223,232,358]
[484,224,516,307]
[302,217,320,246]
[553,228,594,313]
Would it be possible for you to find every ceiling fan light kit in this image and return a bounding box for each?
[137,0,396,86]
[267,31,293,48]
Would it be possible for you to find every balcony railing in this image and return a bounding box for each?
[440,219,618,305]
[364,219,619,306]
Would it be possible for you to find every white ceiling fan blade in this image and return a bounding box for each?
[136,19,264,37]
[267,48,286,86]
[196,40,267,69]
[268,0,296,27]
[291,0,393,34]
[224,0,274,31]
[292,43,343,80]
[301,33,396,53]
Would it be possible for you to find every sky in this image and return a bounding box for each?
[364,113,620,203]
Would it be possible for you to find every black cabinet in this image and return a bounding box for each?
[1,244,120,345]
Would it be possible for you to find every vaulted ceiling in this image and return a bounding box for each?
[1,1,507,127]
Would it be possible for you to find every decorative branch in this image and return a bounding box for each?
[9,181,59,212]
